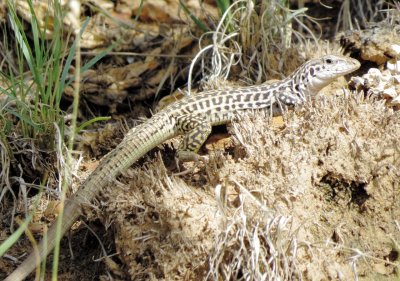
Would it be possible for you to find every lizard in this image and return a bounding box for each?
[4,54,360,280]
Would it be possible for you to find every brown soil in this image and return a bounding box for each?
[93,95,400,280]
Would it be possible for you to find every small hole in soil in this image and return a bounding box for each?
[124,212,137,220]
[149,211,160,221]
[331,230,340,243]
[136,248,156,266]
[386,250,399,262]
[319,173,369,209]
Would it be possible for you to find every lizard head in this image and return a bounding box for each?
[298,54,361,95]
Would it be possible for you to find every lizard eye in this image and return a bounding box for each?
[326,58,333,64]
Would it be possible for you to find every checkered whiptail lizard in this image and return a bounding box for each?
[5,54,360,280]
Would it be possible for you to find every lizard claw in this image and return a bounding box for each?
[172,153,209,176]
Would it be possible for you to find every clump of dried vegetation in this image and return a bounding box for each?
[103,94,400,280]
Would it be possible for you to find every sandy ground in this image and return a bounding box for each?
[91,93,400,280]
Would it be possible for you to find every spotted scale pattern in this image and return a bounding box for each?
[162,55,360,158]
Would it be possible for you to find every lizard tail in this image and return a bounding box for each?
[5,113,176,281]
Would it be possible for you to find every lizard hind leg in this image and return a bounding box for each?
[175,116,212,165]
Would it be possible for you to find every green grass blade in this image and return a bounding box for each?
[80,43,116,74]
[179,0,208,32]
[76,116,111,134]
[62,18,115,90]
[0,216,32,257]
[216,0,231,15]
[4,108,38,128]
[134,0,145,22]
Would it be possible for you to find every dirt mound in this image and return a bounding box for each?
[100,95,400,280]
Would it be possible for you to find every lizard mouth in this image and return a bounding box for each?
[343,58,361,73]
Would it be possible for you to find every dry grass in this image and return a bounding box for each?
[336,0,398,32]
[187,0,317,94]
[207,213,301,280]
[98,91,400,280]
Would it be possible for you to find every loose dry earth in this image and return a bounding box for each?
[93,94,400,280]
